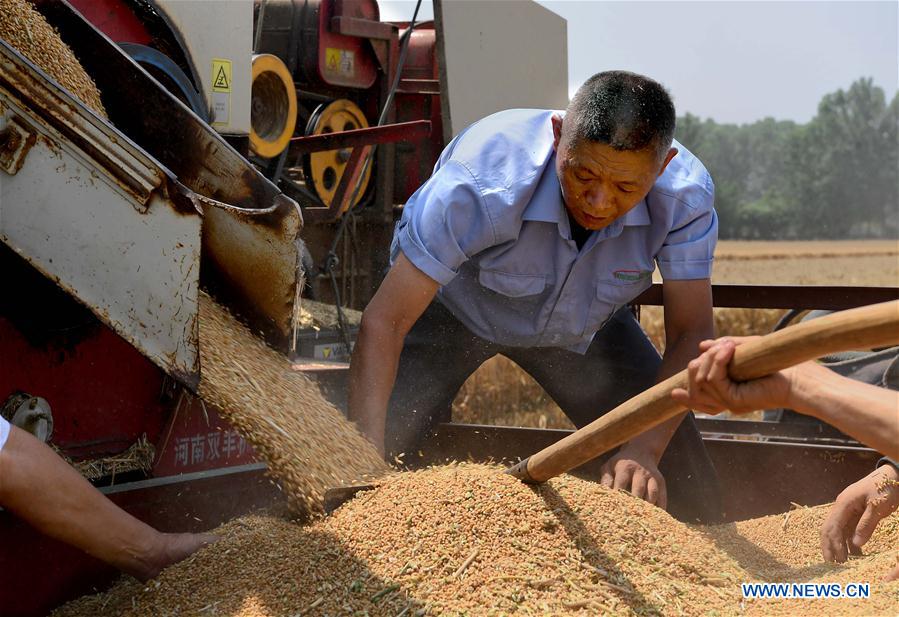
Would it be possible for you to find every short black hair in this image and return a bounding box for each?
[564,71,676,160]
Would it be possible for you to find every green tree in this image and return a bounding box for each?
[788,78,897,238]
[675,78,898,240]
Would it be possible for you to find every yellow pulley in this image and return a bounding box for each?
[302,99,372,210]
[250,53,297,158]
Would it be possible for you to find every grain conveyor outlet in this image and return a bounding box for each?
[0,1,306,389]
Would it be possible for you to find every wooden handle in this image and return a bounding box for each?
[511,300,899,484]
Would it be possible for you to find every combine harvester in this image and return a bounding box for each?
[0,1,895,614]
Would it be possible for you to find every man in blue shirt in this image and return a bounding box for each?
[349,71,722,522]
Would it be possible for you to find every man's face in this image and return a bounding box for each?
[551,114,677,231]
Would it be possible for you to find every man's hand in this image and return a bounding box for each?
[671,337,793,415]
[820,465,899,564]
[603,277,710,511]
[600,443,667,509]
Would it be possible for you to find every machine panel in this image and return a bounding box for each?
[0,39,202,386]
[434,0,569,142]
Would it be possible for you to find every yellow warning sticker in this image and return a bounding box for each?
[325,47,354,77]
[212,58,232,93]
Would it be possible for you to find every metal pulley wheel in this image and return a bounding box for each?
[250,53,297,158]
[302,99,372,210]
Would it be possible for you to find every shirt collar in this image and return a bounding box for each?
[521,154,573,238]
[622,200,650,226]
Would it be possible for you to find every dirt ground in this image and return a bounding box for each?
[453,240,899,429]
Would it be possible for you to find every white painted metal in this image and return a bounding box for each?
[434,0,568,142]
[0,41,202,386]
[154,0,253,136]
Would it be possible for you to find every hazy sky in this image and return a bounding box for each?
[379,1,898,125]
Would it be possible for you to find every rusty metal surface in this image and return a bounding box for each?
[702,438,879,521]
[635,283,899,310]
[418,423,880,522]
[32,0,306,353]
[0,38,184,214]
[201,193,305,350]
[324,483,375,514]
[0,116,36,174]
[0,37,202,388]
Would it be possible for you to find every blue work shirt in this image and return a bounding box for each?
[391,109,717,353]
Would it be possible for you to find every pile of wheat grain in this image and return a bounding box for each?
[0,0,107,117]
[54,463,899,616]
[296,299,362,330]
[198,293,387,514]
[54,464,746,616]
[704,503,899,615]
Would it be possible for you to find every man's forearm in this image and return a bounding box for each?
[788,365,899,460]
[348,319,406,454]
[628,330,711,461]
[347,253,440,454]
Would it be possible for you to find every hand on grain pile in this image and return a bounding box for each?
[820,465,899,571]
[600,443,667,509]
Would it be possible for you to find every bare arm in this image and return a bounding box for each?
[600,278,713,507]
[672,336,899,573]
[0,426,216,581]
[672,338,899,459]
[788,365,899,459]
[348,252,440,455]
[627,278,714,459]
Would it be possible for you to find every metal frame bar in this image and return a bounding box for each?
[635,283,899,310]
[299,121,432,222]
[290,120,431,152]
[694,417,853,442]
[331,15,395,40]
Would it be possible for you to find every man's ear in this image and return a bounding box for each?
[658,147,678,176]
[551,114,563,151]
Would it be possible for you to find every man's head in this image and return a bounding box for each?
[553,71,678,231]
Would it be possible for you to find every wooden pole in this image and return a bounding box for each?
[507,300,899,483]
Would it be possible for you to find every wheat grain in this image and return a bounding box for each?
[0,0,107,117]
[56,463,898,616]
[197,293,387,515]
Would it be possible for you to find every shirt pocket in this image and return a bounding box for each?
[478,269,547,298]
[582,277,652,335]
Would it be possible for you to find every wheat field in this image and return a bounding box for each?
[452,240,899,428]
